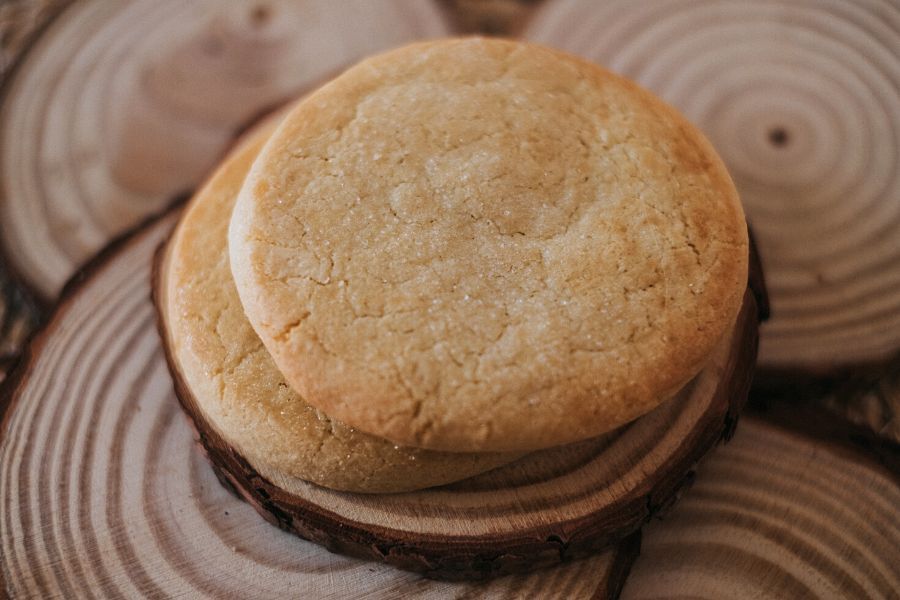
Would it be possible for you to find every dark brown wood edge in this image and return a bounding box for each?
[0,265,40,369]
[0,0,77,308]
[754,357,900,391]
[150,222,762,580]
[430,0,472,37]
[747,226,770,322]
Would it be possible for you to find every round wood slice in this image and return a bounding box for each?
[0,0,451,300]
[622,414,900,599]
[525,0,900,373]
[0,209,640,598]
[0,207,761,591]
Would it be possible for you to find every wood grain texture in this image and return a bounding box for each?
[622,415,900,600]
[525,0,900,373]
[0,211,642,598]
[0,0,69,73]
[2,206,896,597]
[0,1,896,596]
[0,0,451,299]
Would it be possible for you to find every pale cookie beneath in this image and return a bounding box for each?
[158,109,519,493]
[230,38,749,452]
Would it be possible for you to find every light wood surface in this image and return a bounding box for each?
[0,0,64,381]
[525,0,900,373]
[622,416,900,600]
[0,0,450,299]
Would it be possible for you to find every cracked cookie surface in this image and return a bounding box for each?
[161,109,518,493]
[229,38,748,452]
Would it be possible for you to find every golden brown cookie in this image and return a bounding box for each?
[158,109,519,493]
[229,38,749,452]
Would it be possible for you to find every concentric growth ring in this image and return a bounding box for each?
[0,0,450,298]
[622,419,900,599]
[527,0,900,370]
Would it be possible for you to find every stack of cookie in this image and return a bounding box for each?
[155,38,748,498]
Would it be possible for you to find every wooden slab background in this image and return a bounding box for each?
[1,1,899,598]
[526,0,900,374]
[0,0,451,299]
[522,0,900,445]
[1,211,896,599]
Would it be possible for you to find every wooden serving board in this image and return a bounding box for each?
[155,249,758,579]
